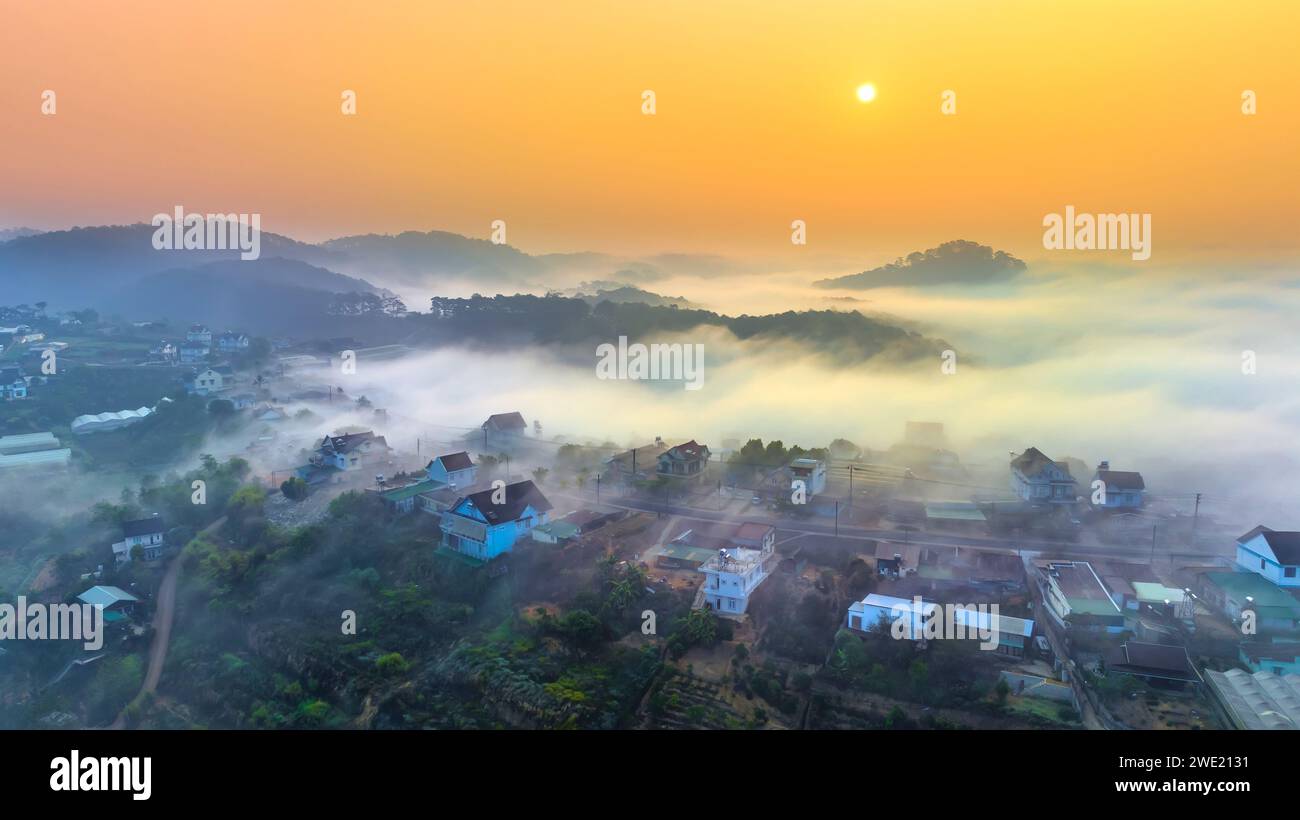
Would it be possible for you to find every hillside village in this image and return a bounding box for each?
[2,302,1300,731]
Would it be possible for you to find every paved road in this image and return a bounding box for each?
[110,515,225,729]
[567,492,1222,564]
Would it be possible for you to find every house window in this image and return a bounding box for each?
[1287,567,1297,578]
[1262,558,1267,570]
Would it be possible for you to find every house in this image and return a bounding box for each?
[845,594,1035,656]
[229,393,257,410]
[1196,570,1300,636]
[426,451,477,488]
[112,516,165,563]
[698,538,775,616]
[179,341,210,365]
[875,541,923,578]
[1239,643,1300,677]
[1234,525,1300,588]
[376,479,443,514]
[657,440,711,482]
[417,486,464,517]
[306,431,392,473]
[14,331,45,345]
[0,432,72,470]
[788,457,827,497]
[440,479,552,561]
[187,368,224,395]
[0,367,28,399]
[531,520,581,544]
[76,585,140,622]
[1131,582,1195,622]
[1089,461,1146,509]
[1104,641,1201,687]
[1010,447,1077,504]
[481,412,528,448]
[216,331,250,353]
[1034,560,1125,632]
[604,440,669,484]
[186,324,212,346]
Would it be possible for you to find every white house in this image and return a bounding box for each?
[1236,526,1300,588]
[845,593,1035,655]
[788,457,827,497]
[308,431,391,473]
[1090,461,1145,509]
[112,516,165,563]
[426,451,477,488]
[697,538,775,616]
[188,368,224,395]
[1010,447,1076,504]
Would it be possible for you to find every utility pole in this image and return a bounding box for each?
[596,473,601,504]
[834,500,839,537]
[848,465,854,508]
[1150,523,1157,564]
[1193,493,1202,535]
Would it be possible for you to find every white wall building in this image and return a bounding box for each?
[788,457,827,498]
[1236,526,1300,588]
[698,542,774,616]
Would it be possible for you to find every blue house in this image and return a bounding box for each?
[1235,525,1300,588]
[426,451,477,488]
[1010,447,1076,504]
[1089,461,1146,509]
[440,479,552,561]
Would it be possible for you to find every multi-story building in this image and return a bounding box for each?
[788,457,827,498]
[112,515,165,563]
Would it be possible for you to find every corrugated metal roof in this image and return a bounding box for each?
[0,447,71,468]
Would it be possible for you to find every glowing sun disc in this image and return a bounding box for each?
[856,83,876,103]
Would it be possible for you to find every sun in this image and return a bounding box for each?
[856,83,876,103]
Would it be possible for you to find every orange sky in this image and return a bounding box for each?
[2,0,1297,261]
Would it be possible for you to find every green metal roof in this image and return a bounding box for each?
[534,521,580,540]
[1203,571,1300,617]
[657,543,716,564]
[380,479,443,502]
[924,502,986,522]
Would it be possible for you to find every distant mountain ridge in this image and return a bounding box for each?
[814,240,1026,289]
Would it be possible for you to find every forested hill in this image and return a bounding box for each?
[420,294,951,365]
